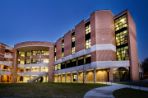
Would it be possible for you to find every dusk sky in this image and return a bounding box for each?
[0,0,148,61]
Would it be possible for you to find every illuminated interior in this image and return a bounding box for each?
[115,15,129,61]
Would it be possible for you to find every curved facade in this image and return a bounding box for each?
[14,41,54,83]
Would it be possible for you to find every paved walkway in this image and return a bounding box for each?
[84,82,148,98]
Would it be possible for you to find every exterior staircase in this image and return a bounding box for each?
[28,72,48,83]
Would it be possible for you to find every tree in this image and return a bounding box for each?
[142,58,148,73]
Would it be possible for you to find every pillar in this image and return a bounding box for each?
[65,73,66,83]
[109,68,114,82]
[94,68,96,83]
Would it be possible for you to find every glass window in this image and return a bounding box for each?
[43,59,49,63]
[85,23,91,34]
[85,55,91,64]
[115,15,128,31]
[117,46,129,60]
[116,30,128,46]
[19,52,25,57]
[62,52,64,57]
[26,52,31,57]
[72,47,75,54]
[85,39,91,49]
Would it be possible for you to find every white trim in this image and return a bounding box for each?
[54,60,129,74]
[0,70,11,75]
[18,63,49,68]
[0,61,12,66]
[4,53,13,59]
[18,72,48,76]
[54,44,116,64]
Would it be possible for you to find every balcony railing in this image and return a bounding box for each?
[4,53,13,58]
[18,62,49,68]
[0,61,12,66]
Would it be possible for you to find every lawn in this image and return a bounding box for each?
[0,83,106,98]
[118,81,148,87]
[113,88,148,98]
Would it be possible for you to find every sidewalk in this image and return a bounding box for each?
[84,82,148,98]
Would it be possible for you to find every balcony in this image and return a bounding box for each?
[18,72,48,76]
[54,60,130,74]
[0,70,11,75]
[0,61,12,66]
[18,62,49,68]
[4,53,13,59]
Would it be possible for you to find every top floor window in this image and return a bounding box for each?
[115,15,128,31]
[85,22,91,34]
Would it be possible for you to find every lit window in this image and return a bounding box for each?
[72,36,75,42]
[116,30,128,46]
[117,46,129,60]
[54,56,56,61]
[85,24,91,34]
[85,39,91,49]
[19,52,25,57]
[55,65,58,70]
[43,51,49,55]
[57,64,61,70]
[72,47,75,54]
[20,60,25,64]
[43,59,49,63]
[26,52,31,57]
[62,52,64,57]
[115,15,127,31]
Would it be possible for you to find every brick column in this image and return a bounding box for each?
[48,47,54,82]
[109,68,114,82]
[94,68,96,83]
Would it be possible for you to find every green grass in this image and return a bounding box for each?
[118,81,148,87]
[113,88,148,98]
[0,83,106,98]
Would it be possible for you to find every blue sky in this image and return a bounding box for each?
[0,0,148,61]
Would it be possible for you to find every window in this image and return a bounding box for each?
[115,15,128,31]
[55,64,61,70]
[72,32,75,42]
[116,30,128,46]
[26,59,31,64]
[85,39,91,49]
[62,52,64,57]
[85,22,91,49]
[61,39,64,57]
[55,65,58,70]
[78,57,84,66]
[26,52,31,57]
[19,52,25,57]
[85,22,91,34]
[71,32,76,54]
[117,46,129,60]
[43,51,49,55]
[85,55,91,64]
[72,47,75,54]
[71,59,77,67]
[54,56,57,61]
[20,60,25,64]
[43,59,49,63]
[54,45,57,61]
[61,63,65,69]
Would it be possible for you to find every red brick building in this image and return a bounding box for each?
[0,10,139,83]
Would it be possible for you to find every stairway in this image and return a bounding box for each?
[28,72,48,83]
